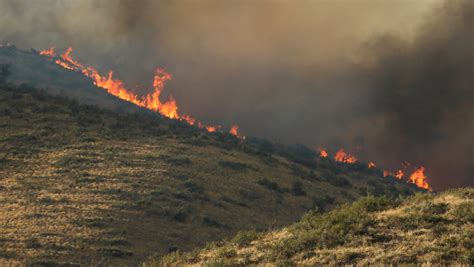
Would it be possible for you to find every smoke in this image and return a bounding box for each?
[0,0,472,189]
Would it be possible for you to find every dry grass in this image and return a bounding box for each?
[0,85,422,265]
[155,188,474,265]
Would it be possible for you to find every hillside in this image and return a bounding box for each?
[0,45,142,113]
[0,80,424,266]
[155,188,473,265]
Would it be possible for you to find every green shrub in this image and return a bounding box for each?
[231,230,260,247]
[451,202,474,223]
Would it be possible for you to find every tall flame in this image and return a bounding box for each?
[39,47,242,136]
[409,167,431,190]
[334,149,358,163]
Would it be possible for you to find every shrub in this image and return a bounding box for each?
[183,180,204,194]
[451,202,474,223]
[238,189,262,201]
[231,230,260,247]
[98,248,133,258]
[257,178,287,193]
[219,160,252,171]
[203,217,222,228]
[291,181,306,196]
[327,175,352,188]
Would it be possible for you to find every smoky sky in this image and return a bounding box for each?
[0,0,472,189]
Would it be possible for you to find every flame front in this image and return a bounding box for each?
[38,46,431,190]
[320,147,430,190]
[39,47,241,136]
[334,149,358,163]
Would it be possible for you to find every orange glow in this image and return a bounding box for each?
[229,125,239,136]
[383,170,390,177]
[39,47,55,57]
[395,170,404,179]
[39,46,241,135]
[368,162,376,168]
[409,167,431,190]
[334,149,358,163]
[318,148,328,158]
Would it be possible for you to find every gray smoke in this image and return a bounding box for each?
[0,0,472,189]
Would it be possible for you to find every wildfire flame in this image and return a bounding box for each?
[409,167,431,190]
[39,46,55,57]
[322,148,430,190]
[38,46,431,190]
[395,170,404,180]
[39,47,243,137]
[334,149,358,163]
[317,148,328,158]
[229,125,240,137]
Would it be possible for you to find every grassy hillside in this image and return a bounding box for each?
[155,188,473,265]
[0,81,422,266]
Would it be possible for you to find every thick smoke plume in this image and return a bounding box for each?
[0,0,472,189]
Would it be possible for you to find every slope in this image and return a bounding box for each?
[155,188,473,265]
[0,71,422,265]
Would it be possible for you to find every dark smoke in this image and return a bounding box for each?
[363,0,474,188]
[0,0,472,189]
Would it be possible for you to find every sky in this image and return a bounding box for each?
[0,0,472,189]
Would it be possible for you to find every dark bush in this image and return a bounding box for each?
[327,175,352,188]
[291,181,306,196]
[203,217,222,228]
[257,178,287,193]
[219,160,252,171]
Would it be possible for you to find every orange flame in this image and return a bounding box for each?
[395,170,404,179]
[318,148,328,158]
[409,167,431,190]
[206,126,217,133]
[368,162,376,168]
[334,149,358,163]
[383,170,390,177]
[39,47,55,57]
[229,125,239,136]
[39,47,240,135]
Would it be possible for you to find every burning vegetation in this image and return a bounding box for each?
[39,47,242,138]
[37,46,430,191]
[318,147,431,190]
